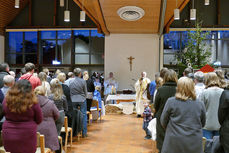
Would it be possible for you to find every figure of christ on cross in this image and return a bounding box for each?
[127,56,135,71]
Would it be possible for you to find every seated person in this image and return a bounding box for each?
[1,75,15,96]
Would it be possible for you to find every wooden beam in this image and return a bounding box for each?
[54,0,57,26]
[164,0,191,33]
[29,0,32,26]
[217,0,221,25]
[93,0,109,35]
[73,0,102,34]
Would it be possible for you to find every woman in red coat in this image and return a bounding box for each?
[2,79,42,153]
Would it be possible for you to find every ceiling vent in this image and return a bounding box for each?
[117,6,145,21]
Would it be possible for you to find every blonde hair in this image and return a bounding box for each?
[95,86,101,91]
[57,73,66,83]
[163,69,178,84]
[83,71,89,80]
[204,72,220,88]
[156,77,163,89]
[50,78,63,100]
[38,72,47,82]
[215,69,227,88]
[175,77,196,101]
[34,86,46,96]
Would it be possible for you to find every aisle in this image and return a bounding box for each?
[69,114,157,153]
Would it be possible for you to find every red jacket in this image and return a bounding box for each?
[19,73,41,90]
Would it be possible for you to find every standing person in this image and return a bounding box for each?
[142,101,152,139]
[149,72,160,103]
[104,72,118,96]
[183,67,193,77]
[19,63,41,90]
[65,72,75,87]
[152,77,163,104]
[215,69,227,89]
[83,71,95,112]
[38,72,51,97]
[43,68,52,83]
[135,72,151,118]
[0,63,10,88]
[200,72,223,139]
[1,75,15,96]
[34,86,60,152]
[219,87,229,153]
[194,71,205,99]
[154,69,177,153]
[2,80,42,153]
[69,68,88,137]
[160,77,206,153]
[49,78,68,135]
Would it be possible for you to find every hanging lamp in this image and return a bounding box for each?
[15,0,19,8]
[64,0,70,22]
[174,0,180,20]
[190,0,196,20]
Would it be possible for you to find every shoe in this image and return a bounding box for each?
[144,136,152,140]
[82,134,88,138]
[137,114,141,118]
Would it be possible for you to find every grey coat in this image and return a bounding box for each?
[0,72,9,88]
[69,77,87,103]
[200,87,223,131]
[37,95,60,151]
[160,97,206,153]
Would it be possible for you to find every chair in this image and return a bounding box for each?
[58,136,63,153]
[90,100,102,122]
[61,116,73,151]
[36,132,52,153]
[202,137,207,152]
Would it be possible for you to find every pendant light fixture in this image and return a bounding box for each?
[205,0,210,5]
[190,0,196,20]
[60,0,64,7]
[15,0,20,8]
[80,0,86,22]
[64,0,70,22]
[174,0,179,20]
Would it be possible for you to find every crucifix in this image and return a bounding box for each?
[127,56,135,71]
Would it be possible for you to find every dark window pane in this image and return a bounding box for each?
[74,30,90,37]
[41,31,56,39]
[164,31,180,52]
[91,30,104,53]
[57,40,71,64]
[25,54,37,64]
[8,32,23,53]
[74,31,89,53]
[91,54,104,64]
[24,32,37,53]
[42,40,56,64]
[91,30,104,37]
[218,31,229,39]
[58,31,71,39]
[75,54,89,64]
[7,54,23,64]
[218,40,229,65]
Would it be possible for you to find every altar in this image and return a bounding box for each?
[106,94,136,104]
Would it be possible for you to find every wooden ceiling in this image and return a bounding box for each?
[0,0,190,35]
[0,0,29,34]
[74,0,190,34]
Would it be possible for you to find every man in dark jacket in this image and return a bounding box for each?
[0,63,10,88]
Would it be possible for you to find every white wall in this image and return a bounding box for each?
[0,35,4,63]
[105,34,160,91]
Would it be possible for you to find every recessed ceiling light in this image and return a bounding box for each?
[117,6,145,21]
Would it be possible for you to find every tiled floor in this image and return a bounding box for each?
[68,114,158,153]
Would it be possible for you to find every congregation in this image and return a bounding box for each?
[0,62,229,153]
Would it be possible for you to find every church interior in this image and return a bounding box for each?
[0,0,229,153]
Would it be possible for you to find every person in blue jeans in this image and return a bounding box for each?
[143,101,152,139]
[69,68,88,137]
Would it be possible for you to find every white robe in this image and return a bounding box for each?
[135,77,151,115]
[104,78,118,95]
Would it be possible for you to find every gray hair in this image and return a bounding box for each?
[68,72,74,78]
[3,75,15,85]
[194,71,204,83]
[74,68,82,76]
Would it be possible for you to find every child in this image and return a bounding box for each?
[142,101,152,139]
[93,86,102,108]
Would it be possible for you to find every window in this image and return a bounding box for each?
[6,29,104,66]
[7,32,38,64]
[163,30,229,67]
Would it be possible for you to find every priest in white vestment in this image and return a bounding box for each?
[135,72,151,117]
[104,72,118,97]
